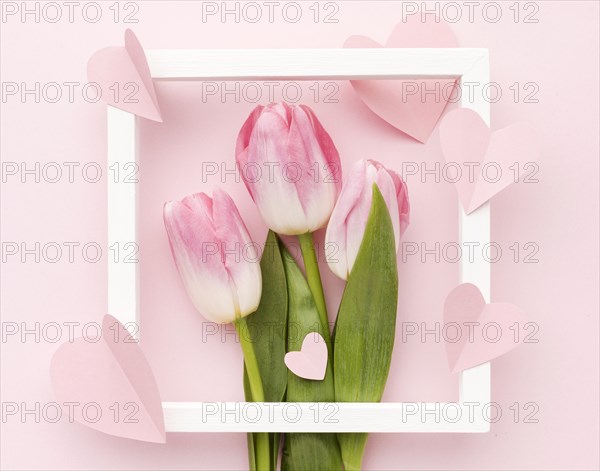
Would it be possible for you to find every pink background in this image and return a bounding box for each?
[1,1,598,470]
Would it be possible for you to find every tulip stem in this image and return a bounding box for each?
[298,232,329,335]
[235,317,270,471]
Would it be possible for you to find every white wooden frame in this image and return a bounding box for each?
[107,48,491,433]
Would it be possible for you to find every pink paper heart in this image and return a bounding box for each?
[284,332,327,380]
[88,29,162,122]
[444,283,527,373]
[440,108,539,214]
[344,16,458,142]
[50,315,166,443]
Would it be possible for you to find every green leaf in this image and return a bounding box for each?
[246,230,288,403]
[279,239,343,471]
[333,185,399,470]
[243,230,289,471]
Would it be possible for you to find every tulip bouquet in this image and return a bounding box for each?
[164,102,409,471]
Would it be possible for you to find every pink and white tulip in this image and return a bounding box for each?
[325,159,410,280]
[164,190,262,324]
[236,102,342,235]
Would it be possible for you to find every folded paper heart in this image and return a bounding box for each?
[88,29,162,122]
[284,332,327,381]
[344,15,458,143]
[444,283,527,373]
[439,108,539,214]
[50,314,166,443]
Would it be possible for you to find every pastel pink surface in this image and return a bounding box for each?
[2,2,599,470]
[87,29,162,122]
[444,284,527,373]
[440,108,539,213]
[344,16,458,143]
[284,332,328,380]
[50,315,166,443]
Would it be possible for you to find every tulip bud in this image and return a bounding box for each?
[163,189,262,323]
[235,102,342,235]
[325,159,410,280]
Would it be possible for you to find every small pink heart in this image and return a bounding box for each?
[444,283,527,373]
[284,332,327,381]
[440,108,539,214]
[88,29,162,122]
[50,315,166,443]
[344,16,458,143]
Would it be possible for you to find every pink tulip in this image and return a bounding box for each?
[236,102,342,235]
[163,189,262,324]
[325,159,410,280]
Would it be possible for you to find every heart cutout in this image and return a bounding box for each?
[444,283,527,373]
[344,16,458,142]
[284,332,327,381]
[50,315,166,443]
[88,29,162,122]
[440,108,539,214]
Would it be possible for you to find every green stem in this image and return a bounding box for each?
[297,232,329,336]
[235,317,270,471]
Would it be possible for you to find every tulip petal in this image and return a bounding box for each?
[344,166,377,275]
[236,103,343,235]
[246,109,308,234]
[213,189,262,317]
[236,105,265,158]
[287,106,341,232]
[325,160,367,279]
[375,166,401,249]
[325,159,410,279]
[299,105,343,193]
[396,179,410,236]
[236,106,264,197]
[270,102,292,125]
[164,197,237,323]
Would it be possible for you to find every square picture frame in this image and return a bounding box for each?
[107,47,491,433]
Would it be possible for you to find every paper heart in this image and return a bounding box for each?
[88,29,162,121]
[50,315,166,443]
[284,332,327,380]
[440,108,539,214]
[344,16,458,142]
[444,283,527,373]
